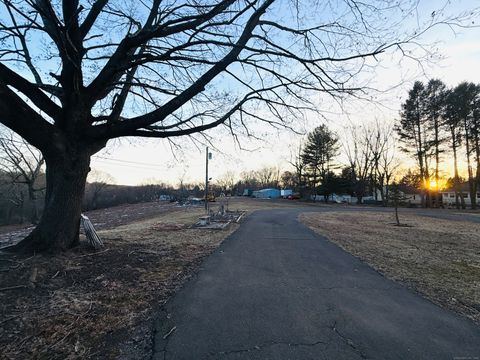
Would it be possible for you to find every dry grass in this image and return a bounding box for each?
[0,206,238,359]
[222,197,302,212]
[300,211,480,323]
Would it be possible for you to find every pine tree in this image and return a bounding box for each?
[396,81,430,207]
[454,82,479,209]
[424,79,447,207]
[443,88,466,208]
[301,125,339,201]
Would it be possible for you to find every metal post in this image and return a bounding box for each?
[205,146,209,211]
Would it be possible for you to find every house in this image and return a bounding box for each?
[311,193,354,203]
[441,183,480,206]
[376,185,423,206]
[252,188,281,199]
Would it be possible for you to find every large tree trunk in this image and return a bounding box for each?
[434,117,440,208]
[27,184,39,224]
[9,150,92,253]
[451,131,462,209]
[464,119,476,209]
[451,129,465,209]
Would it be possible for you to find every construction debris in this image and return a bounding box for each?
[194,202,247,229]
[80,214,103,249]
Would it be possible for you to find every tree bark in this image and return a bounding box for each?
[8,150,92,253]
[27,184,39,224]
[395,202,400,226]
[452,134,465,209]
[464,118,476,209]
[434,117,440,208]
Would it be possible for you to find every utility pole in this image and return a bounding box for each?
[205,147,210,211]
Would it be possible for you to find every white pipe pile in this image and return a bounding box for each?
[80,214,104,250]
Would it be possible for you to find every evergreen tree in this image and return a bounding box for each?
[453,82,479,209]
[396,81,430,207]
[424,79,447,207]
[443,88,466,208]
[301,125,339,200]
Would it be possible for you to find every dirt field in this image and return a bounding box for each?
[0,201,181,249]
[300,210,480,323]
[0,201,245,359]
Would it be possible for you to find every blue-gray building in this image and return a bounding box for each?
[252,188,281,199]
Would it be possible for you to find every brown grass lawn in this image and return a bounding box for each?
[0,205,239,359]
[300,211,480,323]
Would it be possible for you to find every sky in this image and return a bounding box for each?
[89,0,480,186]
[1,0,479,187]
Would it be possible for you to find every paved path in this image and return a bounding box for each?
[153,208,480,359]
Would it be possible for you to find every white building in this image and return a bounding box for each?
[441,187,480,206]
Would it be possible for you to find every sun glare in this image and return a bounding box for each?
[426,179,447,191]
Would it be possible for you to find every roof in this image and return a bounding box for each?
[442,182,472,192]
[388,184,422,195]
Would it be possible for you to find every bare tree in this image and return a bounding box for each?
[0,128,45,223]
[366,120,398,206]
[0,178,25,224]
[280,170,297,189]
[344,125,373,204]
[238,170,260,191]
[256,166,280,188]
[217,170,236,193]
[0,1,476,252]
[288,143,306,194]
[84,169,115,210]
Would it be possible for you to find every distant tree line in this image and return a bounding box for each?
[264,122,397,205]
[396,80,480,209]
[0,130,45,225]
[240,79,480,208]
[215,121,397,205]
[2,78,479,227]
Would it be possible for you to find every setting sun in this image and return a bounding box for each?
[426,179,447,191]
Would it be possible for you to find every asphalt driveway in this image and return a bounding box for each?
[153,208,480,359]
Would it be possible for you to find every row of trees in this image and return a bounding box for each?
[1,0,475,253]
[0,0,395,251]
[266,80,480,208]
[0,128,173,225]
[3,75,478,227]
[283,122,397,204]
[0,131,45,225]
[397,80,480,208]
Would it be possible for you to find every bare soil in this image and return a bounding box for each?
[0,202,240,359]
[300,211,480,323]
[0,202,181,249]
